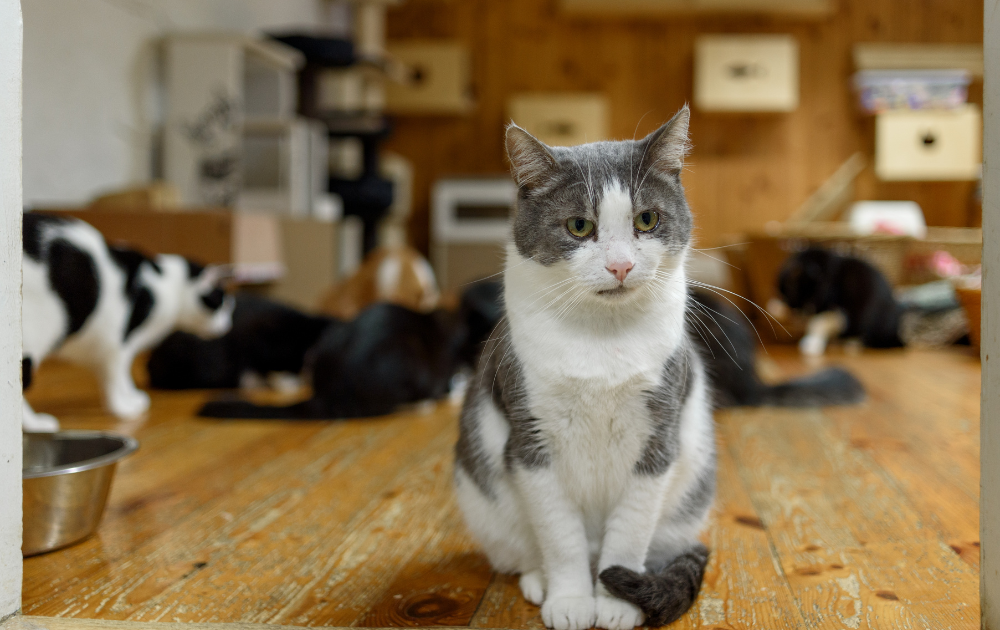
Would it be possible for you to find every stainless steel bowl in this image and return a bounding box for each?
[23,431,139,556]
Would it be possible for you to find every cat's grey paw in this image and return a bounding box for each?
[519,570,546,605]
[109,389,150,419]
[23,412,59,433]
[541,596,596,630]
[595,595,644,630]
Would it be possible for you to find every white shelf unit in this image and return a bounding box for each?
[164,32,334,216]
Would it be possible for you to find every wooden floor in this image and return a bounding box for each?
[23,345,981,629]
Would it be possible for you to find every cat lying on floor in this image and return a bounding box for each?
[689,289,864,407]
[777,247,967,356]
[148,294,332,391]
[148,283,503,419]
[22,213,233,431]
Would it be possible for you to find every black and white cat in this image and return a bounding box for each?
[777,247,904,355]
[22,213,233,431]
[455,108,713,630]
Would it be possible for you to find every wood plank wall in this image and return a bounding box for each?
[384,0,983,253]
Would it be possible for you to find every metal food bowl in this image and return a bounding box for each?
[23,431,139,556]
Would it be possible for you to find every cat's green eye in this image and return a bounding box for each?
[567,218,595,238]
[634,211,659,232]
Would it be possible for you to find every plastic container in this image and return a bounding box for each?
[853,69,971,114]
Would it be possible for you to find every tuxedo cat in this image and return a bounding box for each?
[191,283,501,419]
[455,108,712,630]
[777,247,904,356]
[22,213,233,431]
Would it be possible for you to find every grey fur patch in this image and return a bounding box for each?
[599,543,709,627]
[506,107,693,267]
[671,455,717,523]
[454,319,550,499]
[634,345,695,476]
[455,386,498,498]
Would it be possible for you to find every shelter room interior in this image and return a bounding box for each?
[17,0,984,628]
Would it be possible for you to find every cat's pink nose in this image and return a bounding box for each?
[606,261,633,282]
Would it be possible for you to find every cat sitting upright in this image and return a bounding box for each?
[22,213,233,431]
[455,107,714,630]
[777,247,904,356]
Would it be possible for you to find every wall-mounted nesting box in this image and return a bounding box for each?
[507,93,609,146]
[385,41,473,115]
[431,177,516,292]
[694,35,799,112]
[875,105,981,181]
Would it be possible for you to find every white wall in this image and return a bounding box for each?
[22,0,326,206]
[984,1,999,627]
[0,0,22,620]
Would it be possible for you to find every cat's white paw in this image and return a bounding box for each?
[23,411,59,433]
[799,334,826,357]
[541,596,595,630]
[109,389,150,419]
[519,570,546,605]
[595,595,644,630]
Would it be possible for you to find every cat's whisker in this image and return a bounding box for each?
[463,255,537,285]
[691,249,739,270]
[686,310,720,362]
[687,301,740,364]
[685,282,773,350]
[687,280,788,336]
[691,242,749,251]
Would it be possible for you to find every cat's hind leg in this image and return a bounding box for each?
[23,398,59,432]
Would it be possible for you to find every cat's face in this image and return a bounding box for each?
[177,260,234,338]
[778,249,831,312]
[506,107,692,304]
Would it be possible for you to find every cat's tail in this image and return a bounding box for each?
[197,396,323,419]
[598,545,709,627]
[759,366,865,407]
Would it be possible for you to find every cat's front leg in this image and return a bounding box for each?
[101,351,150,420]
[799,310,846,356]
[514,467,596,630]
[593,476,668,630]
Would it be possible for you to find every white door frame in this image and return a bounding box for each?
[0,0,22,621]
[984,2,1000,627]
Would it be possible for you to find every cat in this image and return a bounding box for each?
[454,107,713,630]
[22,212,233,431]
[193,283,501,419]
[689,289,865,406]
[777,247,904,356]
[317,245,440,319]
[148,294,332,390]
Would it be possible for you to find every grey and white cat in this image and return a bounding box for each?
[455,106,715,630]
[22,213,234,431]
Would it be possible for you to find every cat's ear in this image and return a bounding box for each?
[640,105,691,177]
[505,123,559,189]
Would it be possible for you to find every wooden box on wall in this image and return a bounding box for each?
[875,105,982,181]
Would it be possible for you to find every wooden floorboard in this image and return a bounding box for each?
[23,346,981,627]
